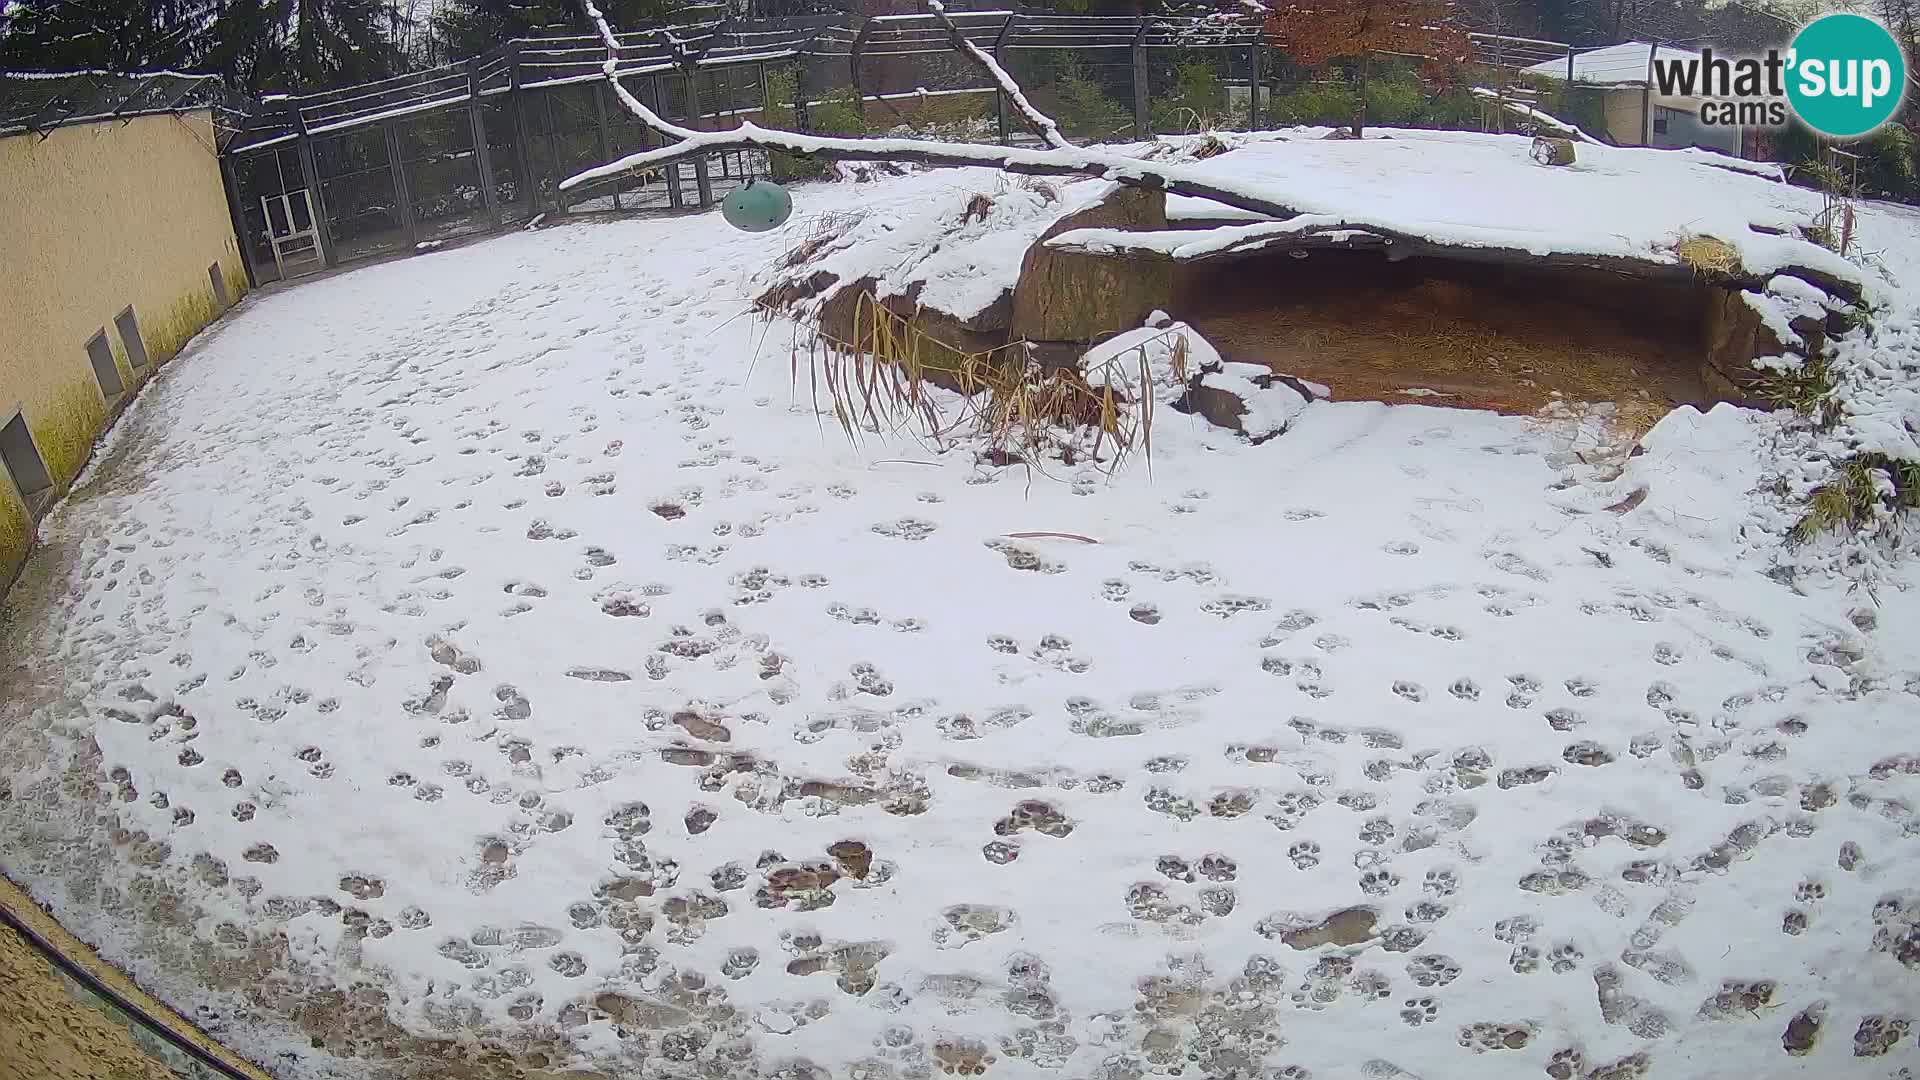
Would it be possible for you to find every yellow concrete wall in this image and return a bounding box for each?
[0,109,246,587]
[1602,89,1645,145]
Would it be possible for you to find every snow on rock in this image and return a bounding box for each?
[1082,319,1219,403]
[4,144,1920,1080]
[1102,129,1864,296]
[1184,362,1312,442]
[768,169,1104,323]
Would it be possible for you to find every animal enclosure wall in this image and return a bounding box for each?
[0,108,246,587]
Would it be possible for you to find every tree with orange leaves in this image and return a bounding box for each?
[1265,0,1471,137]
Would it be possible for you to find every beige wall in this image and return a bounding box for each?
[1602,88,1645,145]
[0,108,245,586]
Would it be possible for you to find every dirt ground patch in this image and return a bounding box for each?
[1178,250,1716,421]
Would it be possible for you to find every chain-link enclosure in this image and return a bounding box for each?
[217,14,1570,285]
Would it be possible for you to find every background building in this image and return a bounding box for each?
[1525,42,1743,155]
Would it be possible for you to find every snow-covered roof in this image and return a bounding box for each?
[1524,41,1699,87]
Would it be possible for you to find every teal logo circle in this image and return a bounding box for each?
[1786,13,1907,138]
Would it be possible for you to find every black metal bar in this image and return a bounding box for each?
[593,81,616,211]
[659,75,684,209]
[292,101,336,268]
[849,16,875,123]
[993,14,1015,143]
[218,154,260,291]
[1131,19,1150,138]
[506,42,537,215]
[686,66,713,206]
[542,86,563,207]
[469,60,501,224]
[1249,37,1263,130]
[384,121,419,247]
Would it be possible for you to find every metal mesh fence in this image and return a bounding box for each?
[0,70,226,138]
[212,15,1570,283]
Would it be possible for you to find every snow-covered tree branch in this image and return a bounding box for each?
[560,0,1308,221]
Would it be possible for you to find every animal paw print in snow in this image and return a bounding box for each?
[984,538,1062,573]
[871,518,936,541]
[1359,864,1405,891]
[1493,915,1537,944]
[1288,841,1321,870]
[994,800,1073,838]
[845,662,893,698]
[1201,594,1271,618]
[1401,997,1438,1027]
[1548,942,1583,974]
[1458,1021,1533,1053]
[1407,954,1459,988]
[1505,674,1541,709]
[1510,944,1542,974]
[1030,634,1091,673]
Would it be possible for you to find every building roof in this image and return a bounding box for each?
[1523,42,1703,88]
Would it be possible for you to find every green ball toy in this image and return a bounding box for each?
[721,180,793,232]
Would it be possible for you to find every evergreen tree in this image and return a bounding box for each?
[431,0,670,62]
[0,0,216,73]
[287,0,404,85]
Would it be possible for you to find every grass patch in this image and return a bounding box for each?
[1754,350,1844,429]
[28,376,108,491]
[1792,453,1920,545]
[0,485,30,586]
[792,291,1152,471]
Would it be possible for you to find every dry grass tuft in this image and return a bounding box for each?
[1675,234,1743,277]
[779,210,866,271]
[1015,176,1059,203]
[788,292,1154,472]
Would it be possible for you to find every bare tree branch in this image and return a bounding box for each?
[565,0,1313,223]
[922,0,1071,149]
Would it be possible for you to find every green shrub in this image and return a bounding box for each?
[762,70,866,182]
[1265,81,1360,128]
[1151,56,1228,134]
[1036,54,1132,141]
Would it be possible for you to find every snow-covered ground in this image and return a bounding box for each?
[3,148,1919,1080]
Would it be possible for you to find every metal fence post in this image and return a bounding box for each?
[993,14,1015,144]
[593,81,617,210]
[506,42,536,215]
[850,16,874,124]
[469,59,501,225]
[1249,37,1264,130]
[290,101,336,268]
[659,74,685,209]
[541,87,563,205]
[218,154,260,289]
[384,121,419,247]
[687,66,714,206]
[1131,20,1151,138]
[1642,40,1660,145]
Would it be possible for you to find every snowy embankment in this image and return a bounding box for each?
[0,136,1915,1079]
